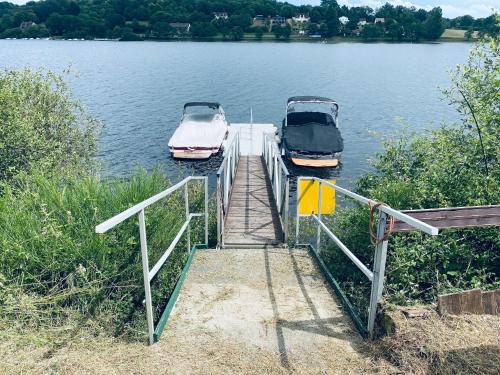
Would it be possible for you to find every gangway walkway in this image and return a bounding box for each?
[217,126,289,248]
[224,156,283,246]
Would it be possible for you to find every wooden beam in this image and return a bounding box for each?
[391,205,500,232]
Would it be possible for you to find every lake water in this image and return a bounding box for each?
[0,40,471,187]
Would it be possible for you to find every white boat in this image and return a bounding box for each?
[168,102,229,159]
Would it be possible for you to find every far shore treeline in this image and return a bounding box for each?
[0,0,498,42]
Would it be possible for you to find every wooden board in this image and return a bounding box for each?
[392,205,500,232]
[223,156,284,247]
[438,288,500,315]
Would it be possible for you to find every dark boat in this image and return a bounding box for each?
[281,96,344,167]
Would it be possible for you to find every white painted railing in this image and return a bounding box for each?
[216,132,240,247]
[296,177,439,337]
[95,176,208,345]
[263,133,290,242]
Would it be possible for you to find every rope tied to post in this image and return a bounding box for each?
[368,199,395,245]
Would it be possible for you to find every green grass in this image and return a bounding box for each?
[0,167,215,339]
[440,28,478,40]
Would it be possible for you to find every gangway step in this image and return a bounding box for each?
[224,156,284,248]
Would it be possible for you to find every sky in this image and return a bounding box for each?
[7,0,499,19]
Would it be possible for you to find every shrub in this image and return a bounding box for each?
[0,69,99,182]
[318,38,499,316]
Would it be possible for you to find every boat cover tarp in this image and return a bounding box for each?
[168,114,228,148]
[283,112,343,154]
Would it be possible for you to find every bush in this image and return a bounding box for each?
[318,38,499,314]
[0,69,99,182]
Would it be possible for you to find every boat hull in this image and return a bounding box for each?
[291,157,340,168]
[171,148,219,160]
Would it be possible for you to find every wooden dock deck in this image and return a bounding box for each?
[223,156,284,247]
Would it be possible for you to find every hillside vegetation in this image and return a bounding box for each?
[0,0,497,41]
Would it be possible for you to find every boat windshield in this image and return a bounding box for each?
[287,101,338,117]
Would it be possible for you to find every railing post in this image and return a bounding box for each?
[367,211,389,338]
[217,175,221,248]
[204,177,208,246]
[138,209,155,345]
[274,154,279,208]
[184,183,190,253]
[296,177,301,244]
[316,181,323,253]
[225,154,230,211]
[284,175,290,243]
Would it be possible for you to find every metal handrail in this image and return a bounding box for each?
[296,176,439,337]
[95,176,209,345]
[216,132,241,247]
[263,133,290,242]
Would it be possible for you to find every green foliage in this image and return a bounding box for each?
[0,69,99,182]
[0,68,216,339]
[0,167,211,337]
[319,39,499,312]
[254,26,264,40]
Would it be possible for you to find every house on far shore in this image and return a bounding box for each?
[339,16,349,25]
[169,23,191,35]
[357,19,367,27]
[292,14,310,23]
[20,21,36,29]
[374,17,385,24]
[253,15,266,27]
[271,16,287,27]
[213,12,228,20]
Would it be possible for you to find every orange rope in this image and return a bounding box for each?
[368,200,395,245]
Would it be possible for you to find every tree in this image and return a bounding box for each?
[229,26,243,40]
[386,19,400,41]
[153,21,174,39]
[361,24,382,40]
[272,24,281,39]
[254,27,264,40]
[190,22,217,38]
[465,28,474,40]
[423,7,444,40]
[281,25,292,40]
[0,69,98,181]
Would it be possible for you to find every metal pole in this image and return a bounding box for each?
[225,154,230,211]
[316,181,323,253]
[204,177,208,246]
[295,177,301,244]
[284,175,290,243]
[217,176,221,248]
[367,211,389,337]
[184,183,190,253]
[274,155,279,208]
[138,209,155,345]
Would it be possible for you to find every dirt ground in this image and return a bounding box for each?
[0,248,393,374]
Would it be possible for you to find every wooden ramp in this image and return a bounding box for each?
[224,156,284,247]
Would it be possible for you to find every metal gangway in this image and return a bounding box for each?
[94,127,450,346]
[217,131,289,248]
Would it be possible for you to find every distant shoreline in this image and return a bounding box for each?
[1,36,475,44]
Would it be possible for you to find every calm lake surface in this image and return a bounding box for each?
[0,40,471,187]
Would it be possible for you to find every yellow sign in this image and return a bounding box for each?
[298,179,336,215]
